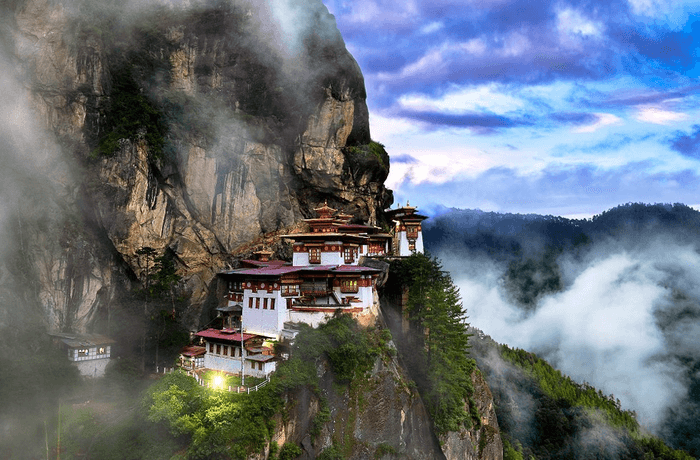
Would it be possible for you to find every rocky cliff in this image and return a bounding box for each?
[273,342,503,460]
[0,0,391,334]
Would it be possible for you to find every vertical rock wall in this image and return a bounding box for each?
[1,0,392,333]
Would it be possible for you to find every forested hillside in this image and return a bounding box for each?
[424,202,700,457]
[469,329,694,460]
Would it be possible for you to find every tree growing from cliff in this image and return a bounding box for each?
[390,253,478,434]
[136,247,187,372]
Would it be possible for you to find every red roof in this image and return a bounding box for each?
[223,265,307,276]
[180,345,206,357]
[221,264,379,277]
[337,224,375,231]
[195,328,257,342]
[332,265,381,273]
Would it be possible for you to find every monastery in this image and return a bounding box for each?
[181,202,427,379]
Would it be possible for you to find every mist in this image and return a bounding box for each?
[436,235,700,441]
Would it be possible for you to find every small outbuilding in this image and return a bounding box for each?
[49,332,114,378]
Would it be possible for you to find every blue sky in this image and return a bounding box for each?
[323,0,700,218]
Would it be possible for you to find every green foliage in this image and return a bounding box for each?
[95,66,167,159]
[277,442,303,460]
[374,442,398,458]
[318,444,344,460]
[639,436,696,460]
[345,140,390,170]
[141,370,283,459]
[278,315,390,387]
[269,440,279,458]
[501,346,638,432]
[323,315,380,382]
[474,336,695,460]
[390,253,478,435]
[503,439,525,460]
[504,247,562,309]
[310,399,331,438]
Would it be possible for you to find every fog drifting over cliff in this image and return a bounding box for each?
[438,237,700,439]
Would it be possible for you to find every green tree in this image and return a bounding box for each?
[391,253,477,434]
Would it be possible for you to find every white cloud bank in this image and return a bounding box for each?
[441,239,697,432]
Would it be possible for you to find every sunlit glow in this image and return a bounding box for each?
[212,375,224,390]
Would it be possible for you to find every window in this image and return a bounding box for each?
[250,361,255,369]
[223,346,229,356]
[78,348,89,357]
[263,298,268,309]
[344,247,356,263]
[282,285,298,296]
[340,279,358,293]
[408,242,416,252]
[270,298,275,310]
[216,344,221,355]
[249,297,253,308]
[309,247,321,264]
[209,342,215,353]
[256,298,260,309]
[258,362,263,370]
[98,347,105,354]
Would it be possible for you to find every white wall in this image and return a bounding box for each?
[204,353,244,374]
[75,358,110,378]
[293,252,309,266]
[320,251,343,265]
[288,310,335,327]
[398,231,424,256]
[245,360,276,379]
[242,289,286,339]
[68,345,111,362]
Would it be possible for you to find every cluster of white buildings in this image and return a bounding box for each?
[183,202,427,380]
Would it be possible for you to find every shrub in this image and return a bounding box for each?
[278,442,302,460]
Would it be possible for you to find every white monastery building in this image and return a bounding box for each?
[183,202,426,378]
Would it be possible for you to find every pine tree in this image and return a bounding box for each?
[392,253,477,434]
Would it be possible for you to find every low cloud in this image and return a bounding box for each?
[438,237,700,433]
[573,113,622,133]
[390,162,700,218]
[635,106,688,125]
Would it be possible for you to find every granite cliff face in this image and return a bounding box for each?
[1,0,391,332]
[273,346,503,460]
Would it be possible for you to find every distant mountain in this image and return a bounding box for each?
[423,203,700,261]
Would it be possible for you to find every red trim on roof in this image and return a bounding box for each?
[195,328,257,342]
[220,264,379,277]
[180,345,206,357]
[290,306,363,313]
